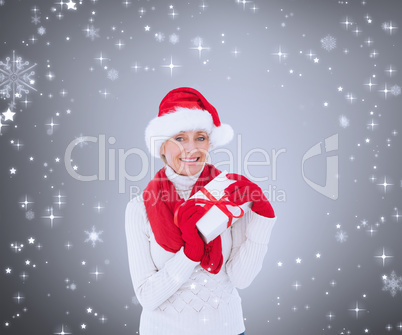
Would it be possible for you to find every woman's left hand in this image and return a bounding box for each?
[200,237,223,274]
[224,173,275,218]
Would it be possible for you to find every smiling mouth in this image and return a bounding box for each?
[180,157,200,162]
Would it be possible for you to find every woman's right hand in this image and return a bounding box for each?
[175,202,207,262]
[225,173,275,218]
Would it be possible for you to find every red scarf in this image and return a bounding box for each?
[144,163,223,274]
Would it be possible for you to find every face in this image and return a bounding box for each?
[160,130,210,176]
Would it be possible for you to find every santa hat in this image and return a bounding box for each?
[145,87,234,158]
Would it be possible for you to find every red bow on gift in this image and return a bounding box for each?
[173,187,245,229]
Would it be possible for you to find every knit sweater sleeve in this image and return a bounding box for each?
[225,210,277,289]
[125,196,199,311]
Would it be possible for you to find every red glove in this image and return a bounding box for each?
[175,201,207,262]
[200,237,223,274]
[224,173,275,218]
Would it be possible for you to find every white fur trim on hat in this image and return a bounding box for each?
[208,123,234,151]
[145,107,234,158]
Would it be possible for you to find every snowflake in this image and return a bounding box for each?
[84,226,103,247]
[169,33,179,44]
[391,85,401,96]
[321,34,336,51]
[37,26,46,35]
[335,230,348,243]
[339,115,350,128]
[339,115,349,128]
[26,210,35,220]
[68,283,77,291]
[191,36,210,57]
[83,25,100,41]
[74,135,90,148]
[382,22,388,30]
[107,69,119,81]
[0,51,37,109]
[192,36,204,47]
[31,15,40,25]
[383,271,402,297]
[154,32,165,42]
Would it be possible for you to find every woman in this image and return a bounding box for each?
[125,87,277,335]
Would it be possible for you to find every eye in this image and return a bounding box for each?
[197,136,206,141]
[175,136,183,141]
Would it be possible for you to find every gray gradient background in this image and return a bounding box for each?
[1,0,401,334]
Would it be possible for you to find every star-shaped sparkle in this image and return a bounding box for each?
[41,207,63,228]
[54,325,72,335]
[161,56,181,76]
[377,176,393,193]
[375,248,393,266]
[272,46,288,63]
[348,301,365,318]
[2,108,15,121]
[66,0,76,10]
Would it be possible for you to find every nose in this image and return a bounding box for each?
[182,139,197,153]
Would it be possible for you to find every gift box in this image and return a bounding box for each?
[190,170,253,244]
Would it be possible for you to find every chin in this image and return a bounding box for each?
[176,164,202,176]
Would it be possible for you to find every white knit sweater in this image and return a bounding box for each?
[125,165,277,335]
